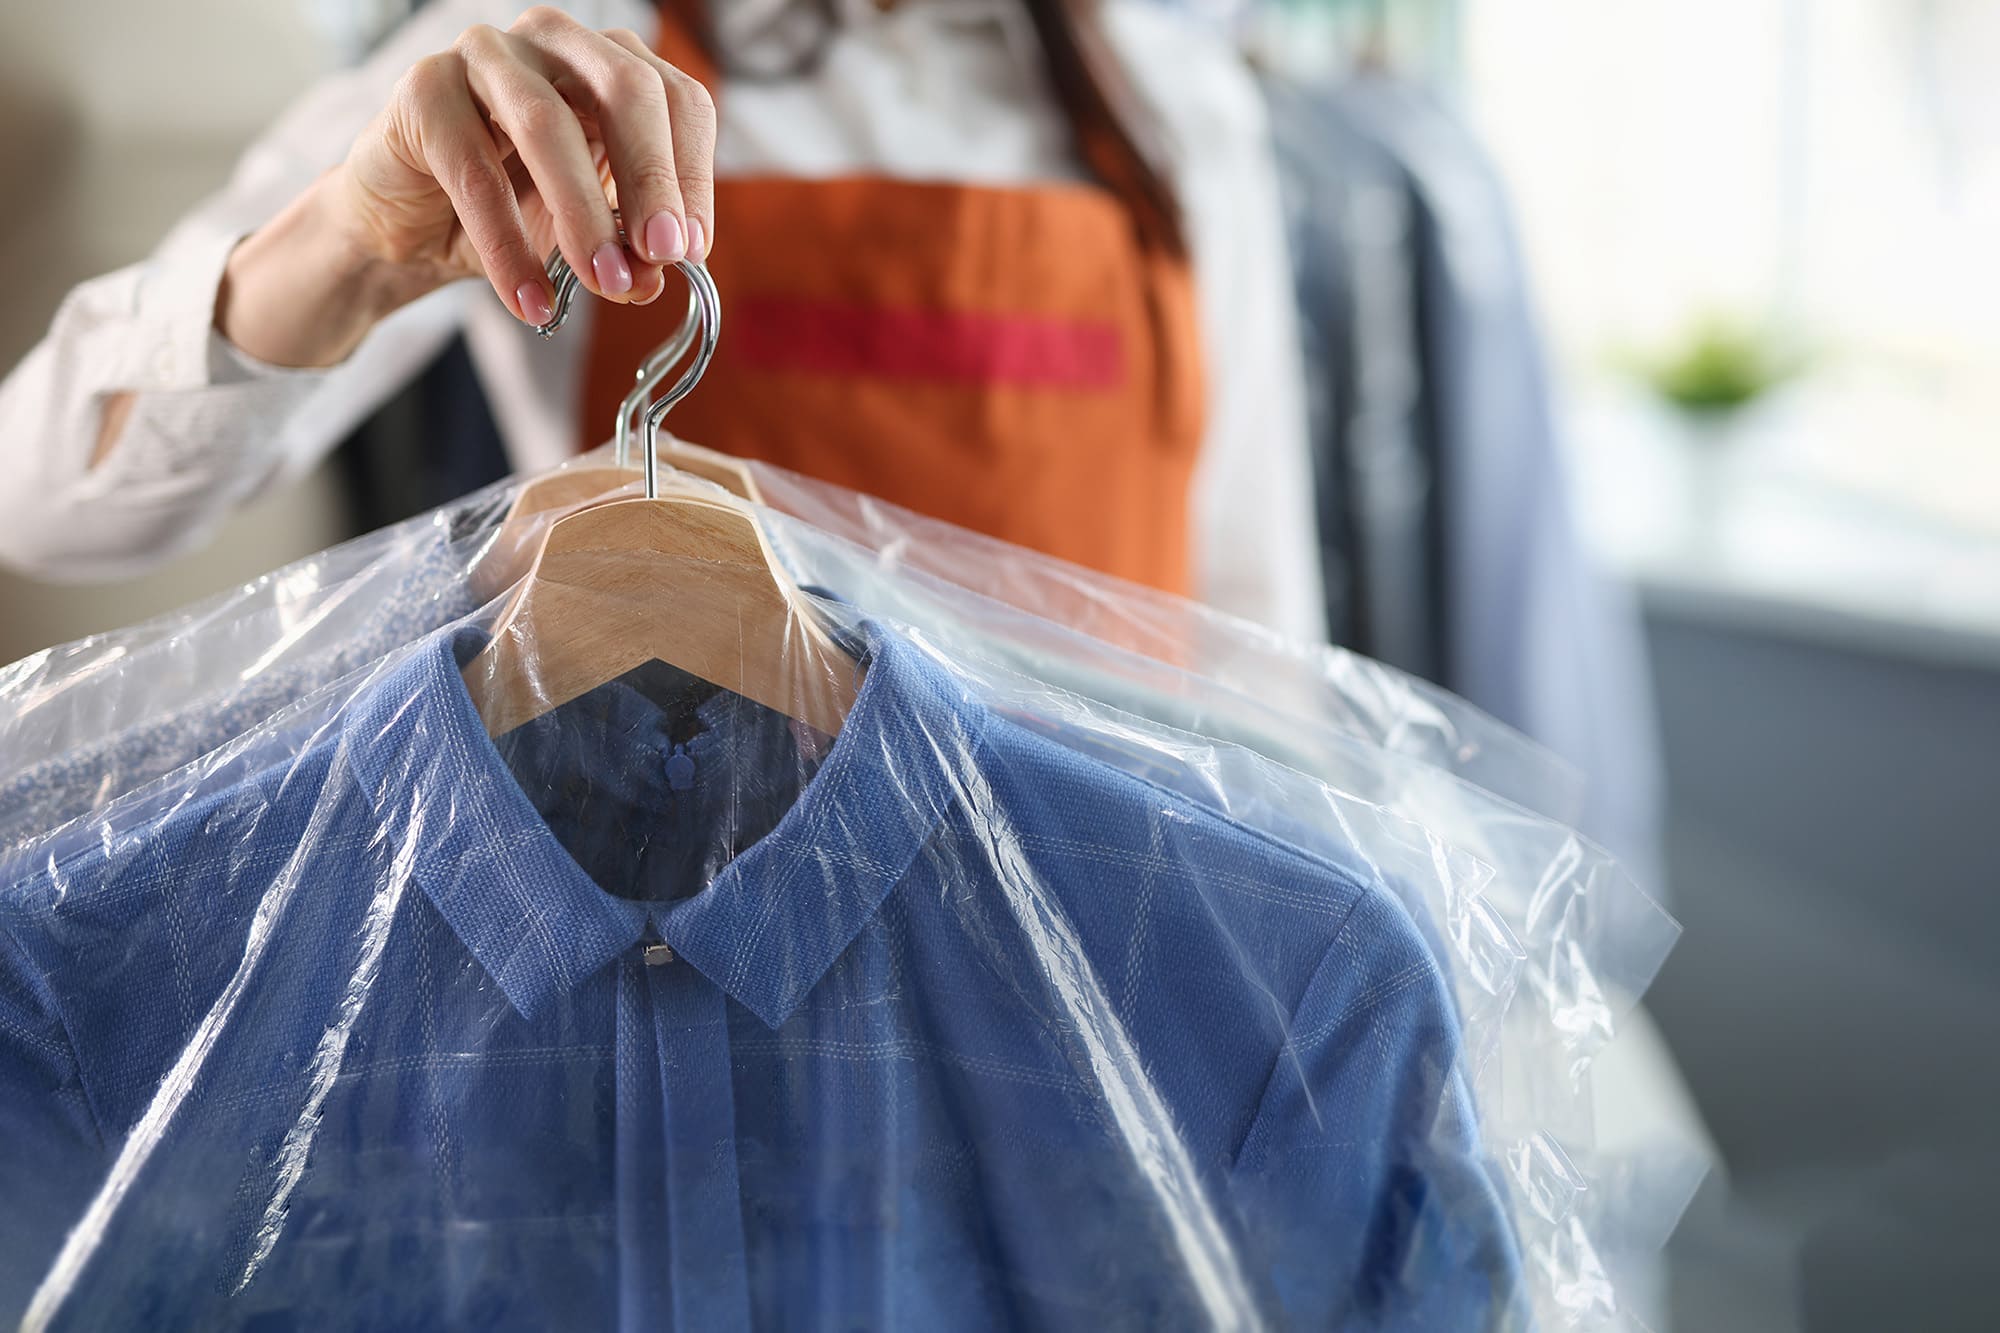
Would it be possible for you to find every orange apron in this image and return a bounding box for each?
[577,3,1206,594]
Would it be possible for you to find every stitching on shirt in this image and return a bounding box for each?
[1223,884,1376,1166]
[721,738,863,997]
[199,1046,616,1118]
[1011,834,1353,919]
[729,1034,1086,1095]
[338,1045,615,1080]
[1117,822,1164,1025]
[1299,958,1434,1050]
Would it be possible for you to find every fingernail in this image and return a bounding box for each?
[642,212,686,263]
[687,218,708,261]
[591,242,633,295]
[516,281,552,326]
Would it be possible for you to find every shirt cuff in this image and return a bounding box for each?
[81,228,337,494]
[135,224,341,396]
[205,326,329,386]
[128,226,244,392]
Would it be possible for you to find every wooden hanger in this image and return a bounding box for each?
[463,259,859,738]
[661,438,762,504]
[467,442,766,601]
[468,464,640,602]
[469,288,765,599]
[463,491,857,737]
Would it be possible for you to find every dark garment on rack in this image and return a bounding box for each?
[1261,76,1664,890]
[333,334,512,534]
[1261,79,1448,680]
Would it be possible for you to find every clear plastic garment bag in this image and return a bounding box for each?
[0,270,1582,856]
[0,264,1680,1330]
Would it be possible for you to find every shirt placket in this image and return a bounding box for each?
[614,937,752,1332]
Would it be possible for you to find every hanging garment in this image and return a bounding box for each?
[1339,80,1666,892]
[1,617,1526,1330]
[0,231,1668,1320]
[1264,78,1360,650]
[1260,76,1664,888]
[0,459,1684,1327]
[1262,78,1447,679]
[576,4,1207,594]
[332,334,514,534]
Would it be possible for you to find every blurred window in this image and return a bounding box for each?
[1464,0,2000,541]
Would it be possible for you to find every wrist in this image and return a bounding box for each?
[215,171,442,369]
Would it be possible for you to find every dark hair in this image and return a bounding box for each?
[1019,0,1187,257]
[663,0,1188,257]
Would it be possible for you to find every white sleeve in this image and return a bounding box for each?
[1107,3,1328,643]
[0,0,559,583]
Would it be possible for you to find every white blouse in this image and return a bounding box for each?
[0,0,1325,642]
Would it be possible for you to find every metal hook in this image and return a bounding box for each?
[532,244,588,340]
[531,206,635,339]
[614,283,700,469]
[639,260,721,500]
[530,214,719,493]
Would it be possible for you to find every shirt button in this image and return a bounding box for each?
[665,744,695,792]
[643,943,677,966]
[152,347,175,383]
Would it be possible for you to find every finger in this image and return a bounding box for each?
[629,263,669,306]
[530,23,690,270]
[602,27,716,261]
[395,52,550,324]
[456,22,631,299]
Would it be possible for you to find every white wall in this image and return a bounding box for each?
[0,0,352,662]
[0,0,335,144]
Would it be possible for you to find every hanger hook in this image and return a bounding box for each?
[614,283,700,469]
[639,261,721,499]
[532,213,720,495]
[533,243,588,340]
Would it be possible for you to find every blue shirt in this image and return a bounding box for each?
[0,623,1521,1330]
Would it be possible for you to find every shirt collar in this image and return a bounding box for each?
[343,621,985,1029]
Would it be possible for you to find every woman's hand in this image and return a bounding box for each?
[215,6,715,370]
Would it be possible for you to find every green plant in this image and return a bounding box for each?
[1642,318,1804,416]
